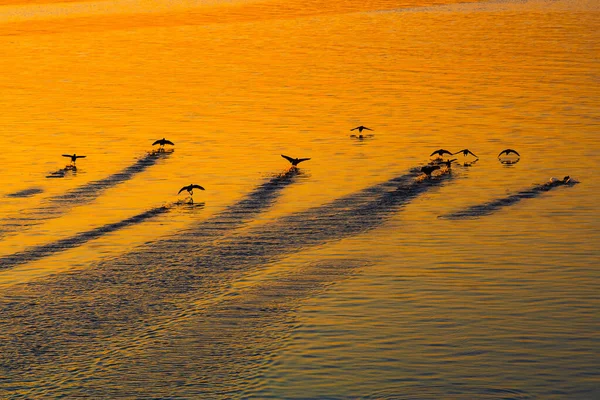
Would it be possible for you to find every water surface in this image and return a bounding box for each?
[0,0,598,397]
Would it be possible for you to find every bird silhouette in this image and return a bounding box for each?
[498,149,520,157]
[62,154,86,165]
[178,184,205,195]
[281,154,311,166]
[454,149,478,158]
[421,165,440,177]
[153,138,175,150]
[351,126,373,133]
[430,149,453,157]
[178,184,205,204]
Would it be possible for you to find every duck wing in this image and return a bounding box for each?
[164,140,174,145]
[281,154,294,163]
[191,184,205,190]
[178,186,189,194]
[62,154,73,158]
[296,158,311,164]
[75,155,87,159]
[152,140,161,145]
[431,149,451,156]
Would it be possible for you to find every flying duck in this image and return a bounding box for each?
[153,138,175,148]
[454,149,478,158]
[430,149,453,157]
[62,154,86,164]
[178,184,205,196]
[281,154,311,166]
[498,149,520,157]
[351,126,373,133]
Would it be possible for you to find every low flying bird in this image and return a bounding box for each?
[62,153,86,164]
[430,149,453,157]
[153,138,175,149]
[177,184,204,204]
[421,165,440,177]
[281,154,311,166]
[178,184,205,203]
[454,149,478,158]
[351,126,373,133]
[178,184,205,196]
[498,149,520,157]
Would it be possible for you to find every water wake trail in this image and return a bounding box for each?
[4,187,44,198]
[46,151,171,208]
[440,177,579,220]
[0,152,171,239]
[0,168,303,393]
[0,167,452,396]
[0,205,171,271]
[0,168,300,271]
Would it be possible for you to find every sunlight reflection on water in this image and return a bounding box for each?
[0,0,598,397]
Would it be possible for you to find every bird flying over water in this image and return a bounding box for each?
[430,149,453,157]
[454,149,478,158]
[498,149,520,157]
[351,126,372,133]
[178,184,205,195]
[281,154,311,166]
[62,154,86,164]
[178,184,204,204]
[153,138,174,148]
[421,165,440,177]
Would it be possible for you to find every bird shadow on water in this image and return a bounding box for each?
[0,151,172,240]
[0,166,454,397]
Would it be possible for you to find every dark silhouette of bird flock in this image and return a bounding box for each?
[424,145,522,176]
[52,127,545,205]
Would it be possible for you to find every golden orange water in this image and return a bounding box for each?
[0,0,598,397]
